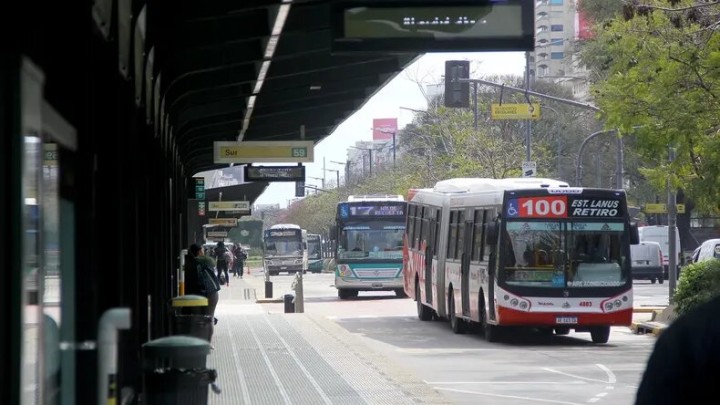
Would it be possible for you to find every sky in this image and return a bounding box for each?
[253,52,527,208]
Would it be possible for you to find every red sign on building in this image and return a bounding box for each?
[372,118,397,141]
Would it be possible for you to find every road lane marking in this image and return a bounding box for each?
[425,381,586,385]
[543,368,609,384]
[435,387,584,405]
[596,364,617,384]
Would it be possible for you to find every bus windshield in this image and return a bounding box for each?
[265,238,303,257]
[501,221,628,288]
[337,221,405,260]
[307,237,322,260]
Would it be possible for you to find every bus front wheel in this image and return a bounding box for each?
[590,326,611,344]
[479,294,499,342]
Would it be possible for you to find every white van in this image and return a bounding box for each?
[630,241,664,284]
[638,225,681,279]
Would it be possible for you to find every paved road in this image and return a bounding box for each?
[245,272,665,405]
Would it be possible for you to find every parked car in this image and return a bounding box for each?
[691,238,720,264]
[630,241,664,284]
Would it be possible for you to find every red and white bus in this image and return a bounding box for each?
[403,178,639,344]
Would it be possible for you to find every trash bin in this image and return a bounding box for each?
[142,336,219,405]
[284,293,295,313]
[171,295,213,341]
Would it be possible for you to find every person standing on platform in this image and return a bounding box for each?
[185,244,221,345]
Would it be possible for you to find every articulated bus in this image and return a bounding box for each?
[263,224,308,275]
[333,195,407,299]
[403,178,639,344]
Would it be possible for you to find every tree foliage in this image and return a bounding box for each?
[583,0,720,212]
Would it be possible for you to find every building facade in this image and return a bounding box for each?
[532,0,592,100]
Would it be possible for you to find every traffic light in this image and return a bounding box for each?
[444,60,470,108]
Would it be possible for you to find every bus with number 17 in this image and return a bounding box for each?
[403,177,638,344]
[333,195,407,299]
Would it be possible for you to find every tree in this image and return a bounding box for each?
[583,1,720,212]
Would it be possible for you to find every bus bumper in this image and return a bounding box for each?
[496,306,633,327]
[335,276,403,291]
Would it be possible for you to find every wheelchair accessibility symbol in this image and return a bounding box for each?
[506,200,519,217]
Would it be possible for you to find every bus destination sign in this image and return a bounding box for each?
[346,204,405,217]
[266,230,300,238]
[506,196,622,218]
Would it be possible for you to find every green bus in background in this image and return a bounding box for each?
[307,233,323,273]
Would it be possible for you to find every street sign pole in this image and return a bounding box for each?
[668,147,678,301]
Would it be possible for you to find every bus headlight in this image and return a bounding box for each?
[338,265,352,277]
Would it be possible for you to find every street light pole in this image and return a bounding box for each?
[575,129,619,187]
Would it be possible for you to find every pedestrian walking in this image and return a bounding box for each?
[214,241,231,286]
[233,245,247,278]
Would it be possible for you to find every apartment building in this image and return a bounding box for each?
[532,0,591,100]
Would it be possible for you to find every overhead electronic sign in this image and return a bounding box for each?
[244,165,306,182]
[331,0,534,52]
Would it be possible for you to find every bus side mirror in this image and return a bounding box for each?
[629,222,640,245]
[485,222,499,246]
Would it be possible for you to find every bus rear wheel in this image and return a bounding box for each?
[416,280,433,321]
[590,326,611,344]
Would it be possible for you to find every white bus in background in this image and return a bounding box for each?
[638,225,681,279]
[263,224,308,275]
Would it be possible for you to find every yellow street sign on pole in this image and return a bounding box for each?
[491,103,541,120]
[644,203,667,214]
[214,141,314,163]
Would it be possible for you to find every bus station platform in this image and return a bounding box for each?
[206,277,450,405]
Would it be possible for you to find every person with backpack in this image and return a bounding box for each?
[233,245,247,278]
[184,244,221,345]
[214,241,231,287]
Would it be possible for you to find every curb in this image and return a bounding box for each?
[256,298,283,303]
[630,320,667,336]
[633,306,666,313]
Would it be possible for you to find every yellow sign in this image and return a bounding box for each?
[208,201,250,212]
[214,141,314,164]
[644,203,685,214]
[491,103,541,120]
[208,218,238,227]
[645,203,667,214]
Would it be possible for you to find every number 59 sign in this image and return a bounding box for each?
[518,196,568,218]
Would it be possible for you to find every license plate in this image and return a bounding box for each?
[371,283,383,288]
[280,266,287,270]
[556,316,578,324]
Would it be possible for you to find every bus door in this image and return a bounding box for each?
[487,219,499,322]
[461,218,473,316]
[424,217,436,305]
